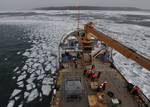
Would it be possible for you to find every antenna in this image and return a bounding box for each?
[76,0,80,36]
[77,4,80,30]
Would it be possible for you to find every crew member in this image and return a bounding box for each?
[91,73,97,81]
[86,69,92,78]
[97,81,108,92]
[91,64,96,71]
[83,69,87,76]
[130,86,140,96]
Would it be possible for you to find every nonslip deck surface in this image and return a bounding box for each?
[56,59,138,107]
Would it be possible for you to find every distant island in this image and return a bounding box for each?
[35,6,149,11]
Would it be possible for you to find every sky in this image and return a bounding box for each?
[0,0,150,11]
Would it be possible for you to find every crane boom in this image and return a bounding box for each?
[84,22,150,71]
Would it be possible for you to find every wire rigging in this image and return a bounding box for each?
[76,0,80,30]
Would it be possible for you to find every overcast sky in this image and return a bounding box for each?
[0,0,150,11]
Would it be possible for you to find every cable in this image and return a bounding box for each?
[76,0,80,30]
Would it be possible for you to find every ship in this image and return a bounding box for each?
[49,21,150,107]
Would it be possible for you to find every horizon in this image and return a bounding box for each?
[0,6,149,12]
[0,0,150,11]
[34,5,146,10]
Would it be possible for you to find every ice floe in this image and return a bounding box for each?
[17,52,21,55]
[17,74,26,81]
[13,67,19,72]
[27,89,38,102]
[10,89,21,99]
[7,100,15,107]
[22,65,28,70]
[18,103,23,107]
[17,81,24,86]
[24,92,30,99]
[42,85,51,96]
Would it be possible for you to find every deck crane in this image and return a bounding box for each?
[79,22,150,71]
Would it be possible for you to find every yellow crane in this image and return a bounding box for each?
[79,22,150,71]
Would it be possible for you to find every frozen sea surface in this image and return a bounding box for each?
[0,10,150,107]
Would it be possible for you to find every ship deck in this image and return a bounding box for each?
[52,59,140,107]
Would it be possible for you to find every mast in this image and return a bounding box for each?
[77,0,80,30]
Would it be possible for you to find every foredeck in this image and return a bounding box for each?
[52,59,140,107]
